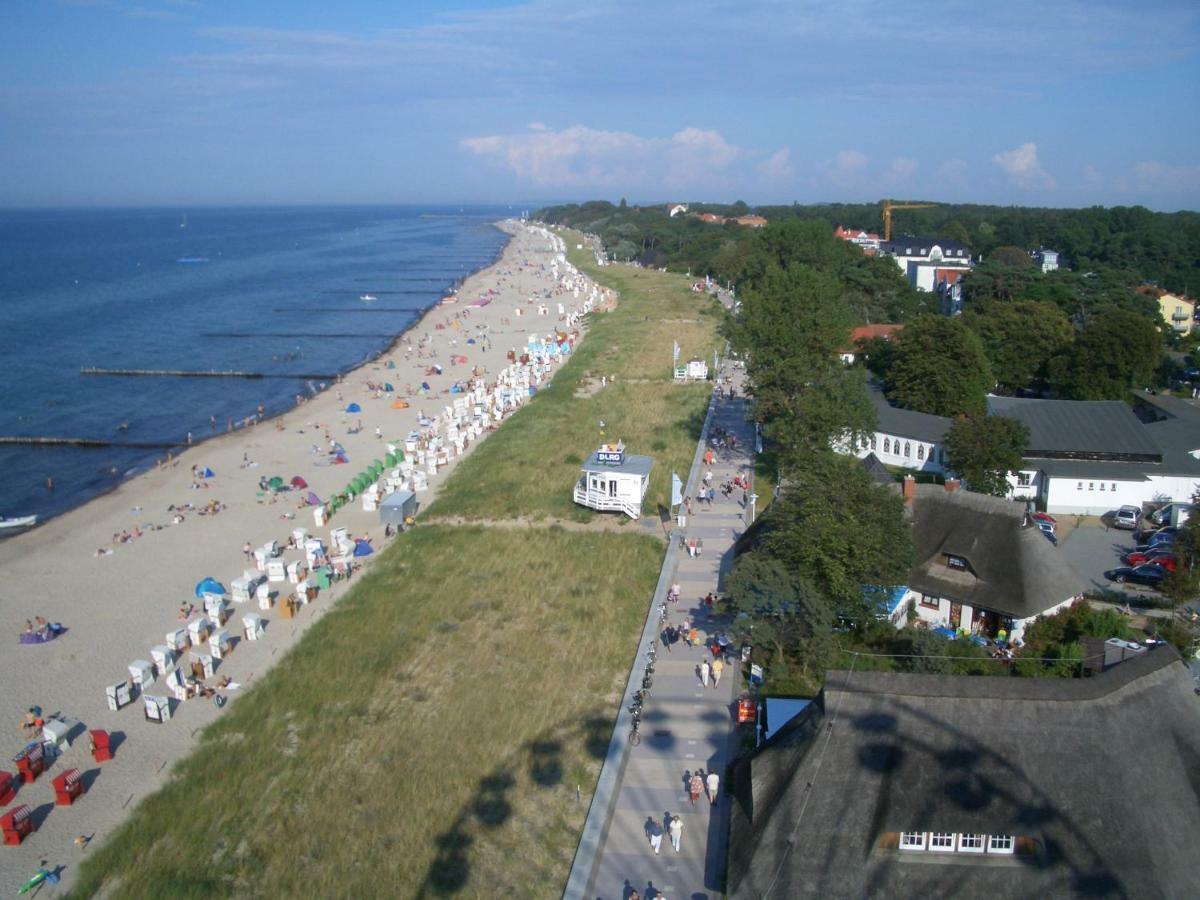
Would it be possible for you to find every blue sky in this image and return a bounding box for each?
[2,0,1198,209]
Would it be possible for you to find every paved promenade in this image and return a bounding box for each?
[568,368,757,899]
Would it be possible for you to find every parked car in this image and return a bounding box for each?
[1150,502,1194,526]
[1036,519,1058,545]
[1135,525,1182,545]
[1113,506,1142,530]
[1032,511,1057,528]
[1104,563,1169,587]
[1122,550,1178,572]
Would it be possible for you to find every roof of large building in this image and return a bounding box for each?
[905,484,1088,618]
[987,396,1163,460]
[879,235,971,255]
[869,382,952,443]
[727,648,1200,899]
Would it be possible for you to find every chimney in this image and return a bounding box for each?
[902,475,916,507]
[944,478,960,493]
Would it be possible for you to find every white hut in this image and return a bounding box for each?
[572,443,652,519]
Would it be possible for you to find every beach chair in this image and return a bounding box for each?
[187,616,211,647]
[243,613,264,641]
[143,694,171,723]
[209,629,232,660]
[151,645,174,675]
[165,668,188,702]
[105,680,134,711]
[257,582,273,610]
[266,558,286,582]
[189,652,215,679]
[129,659,155,689]
[204,595,228,624]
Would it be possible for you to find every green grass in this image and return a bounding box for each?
[72,527,661,899]
[71,229,725,899]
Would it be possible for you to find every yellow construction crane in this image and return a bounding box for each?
[882,200,937,242]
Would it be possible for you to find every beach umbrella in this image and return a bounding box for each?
[194,577,226,598]
[385,452,397,466]
[372,459,383,471]
[346,402,362,413]
[268,476,285,491]
[332,454,348,465]
[306,491,321,506]
[291,475,308,489]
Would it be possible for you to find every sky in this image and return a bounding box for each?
[2,0,1199,210]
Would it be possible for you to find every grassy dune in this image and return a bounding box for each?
[72,232,722,898]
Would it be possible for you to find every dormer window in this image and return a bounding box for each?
[946,554,967,570]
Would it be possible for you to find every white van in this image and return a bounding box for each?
[1150,502,1194,527]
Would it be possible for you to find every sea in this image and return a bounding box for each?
[0,205,514,526]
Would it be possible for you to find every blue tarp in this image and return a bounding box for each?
[345,403,362,413]
[195,577,226,598]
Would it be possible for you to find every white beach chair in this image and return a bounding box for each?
[243,613,264,641]
[129,659,155,689]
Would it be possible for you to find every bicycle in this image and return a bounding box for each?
[629,715,642,745]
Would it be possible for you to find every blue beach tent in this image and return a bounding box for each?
[200,466,215,478]
[195,577,226,597]
[352,539,374,557]
[346,403,362,413]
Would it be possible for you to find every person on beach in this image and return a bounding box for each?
[689,771,704,806]
[21,706,44,738]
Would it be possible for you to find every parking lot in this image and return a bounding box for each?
[1058,517,1168,604]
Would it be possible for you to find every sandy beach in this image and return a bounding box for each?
[0,221,611,894]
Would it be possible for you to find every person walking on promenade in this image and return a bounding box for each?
[689,625,700,649]
[689,771,704,806]
[699,658,711,687]
[712,656,724,688]
[647,817,663,854]
[707,770,720,805]
[669,814,683,852]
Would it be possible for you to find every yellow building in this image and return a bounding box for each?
[1155,291,1195,333]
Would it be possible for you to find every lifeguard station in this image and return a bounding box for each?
[573,441,652,519]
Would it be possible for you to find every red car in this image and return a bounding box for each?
[1121,549,1177,571]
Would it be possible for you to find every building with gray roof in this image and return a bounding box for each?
[846,382,952,475]
[727,647,1200,899]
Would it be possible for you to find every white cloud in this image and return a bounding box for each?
[758,147,793,181]
[1132,160,1200,193]
[834,149,868,172]
[992,142,1055,189]
[461,123,750,190]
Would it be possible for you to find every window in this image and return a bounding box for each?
[870,436,876,450]
[988,835,1014,855]
[957,834,985,853]
[883,438,891,454]
[1088,482,1095,491]
[1111,483,1117,491]
[917,445,925,461]
[946,555,967,570]
[1017,472,1032,487]
[929,832,955,852]
[920,594,940,610]
[899,832,926,851]
[904,441,911,458]
[1100,483,1106,491]
[906,247,913,255]
[920,248,928,255]
[1077,482,1083,490]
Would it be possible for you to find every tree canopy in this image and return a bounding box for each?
[883,316,994,416]
[962,299,1073,392]
[944,415,1031,496]
[1049,308,1162,400]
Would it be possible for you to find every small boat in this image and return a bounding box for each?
[359,294,377,303]
[0,515,37,531]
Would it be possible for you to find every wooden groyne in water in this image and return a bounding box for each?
[81,367,340,380]
[0,436,179,449]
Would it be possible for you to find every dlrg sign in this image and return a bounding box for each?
[596,451,624,465]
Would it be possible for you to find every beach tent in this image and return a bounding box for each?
[420,381,432,391]
[195,577,226,598]
[386,361,396,369]
[291,475,308,489]
[267,476,285,491]
[384,383,394,392]
[332,454,348,465]
[200,467,215,478]
[353,540,373,557]
[346,403,362,413]
[306,491,321,506]
[385,452,398,466]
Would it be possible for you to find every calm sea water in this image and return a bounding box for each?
[0,205,513,524]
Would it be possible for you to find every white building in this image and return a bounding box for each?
[990,394,1200,515]
[847,383,951,475]
[878,236,973,293]
[573,444,652,519]
[893,481,1087,643]
[1032,248,1060,273]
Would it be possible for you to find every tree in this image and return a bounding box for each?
[757,456,914,617]
[988,245,1034,268]
[1163,494,1200,605]
[962,300,1073,391]
[944,415,1030,496]
[725,554,835,679]
[1049,307,1162,399]
[885,316,994,417]
[725,262,875,470]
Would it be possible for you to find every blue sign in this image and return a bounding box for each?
[597,451,624,465]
